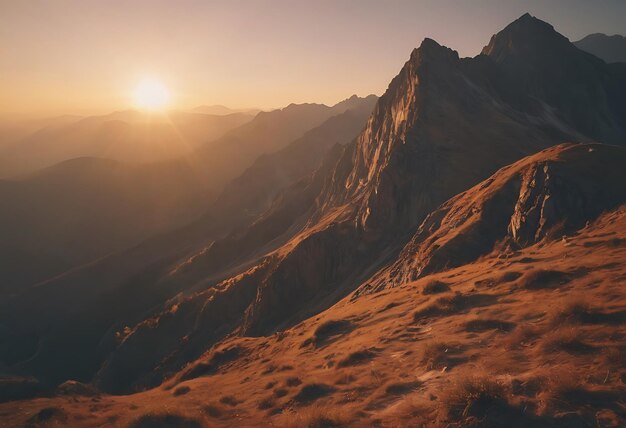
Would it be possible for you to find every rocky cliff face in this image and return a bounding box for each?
[361,143,626,293]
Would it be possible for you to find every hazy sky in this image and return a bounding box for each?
[1,0,625,115]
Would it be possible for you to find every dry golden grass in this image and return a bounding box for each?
[274,405,348,428]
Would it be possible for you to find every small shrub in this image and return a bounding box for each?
[550,297,593,325]
[275,405,347,427]
[203,404,223,418]
[464,318,515,332]
[503,324,540,350]
[285,376,302,387]
[420,341,461,370]
[422,280,450,295]
[313,319,353,344]
[541,328,594,354]
[442,376,507,421]
[129,413,202,428]
[219,395,239,406]
[519,269,569,290]
[413,293,495,321]
[258,397,275,410]
[274,388,289,398]
[337,349,376,368]
[172,385,190,396]
[294,383,336,404]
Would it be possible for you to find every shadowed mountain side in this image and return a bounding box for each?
[0,157,211,293]
[0,111,254,178]
[189,95,378,193]
[360,143,626,294]
[574,33,626,64]
[482,14,626,144]
[0,100,376,388]
[90,15,626,393]
[213,97,377,230]
[3,202,625,425]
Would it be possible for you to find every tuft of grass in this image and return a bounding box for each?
[172,385,190,396]
[541,328,595,355]
[336,349,376,368]
[413,292,495,321]
[441,375,507,421]
[293,383,336,404]
[420,341,462,370]
[129,412,202,428]
[203,403,224,418]
[257,396,275,410]
[180,345,243,380]
[464,318,515,333]
[274,405,347,427]
[519,269,570,290]
[285,376,302,387]
[422,280,451,295]
[313,319,354,344]
[503,324,541,350]
[550,297,593,325]
[219,395,239,406]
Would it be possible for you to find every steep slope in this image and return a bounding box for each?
[214,96,377,230]
[574,33,626,63]
[0,98,376,388]
[482,14,626,145]
[190,95,377,192]
[89,15,626,393]
[362,143,626,293]
[3,165,625,427]
[0,110,253,178]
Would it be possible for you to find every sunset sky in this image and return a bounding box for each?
[2,0,625,115]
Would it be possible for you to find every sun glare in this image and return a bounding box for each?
[132,78,170,111]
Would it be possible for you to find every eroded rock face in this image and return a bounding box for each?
[362,143,626,293]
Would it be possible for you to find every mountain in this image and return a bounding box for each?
[1,13,626,426]
[0,157,211,293]
[574,33,626,63]
[84,13,626,393]
[0,95,377,387]
[0,96,376,294]
[189,95,378,192]
[362,143,626,293]
[0,110,253,178]
[192,105,262,116]
[3,146,626,426]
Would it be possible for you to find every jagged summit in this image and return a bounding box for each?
[362,142,626,292]
[482,13,570,59]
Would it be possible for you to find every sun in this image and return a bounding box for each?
[132,78,170,111]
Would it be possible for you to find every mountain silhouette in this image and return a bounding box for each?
[574,33,626,63]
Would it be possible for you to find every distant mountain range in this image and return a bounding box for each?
[191,104,262,116]
[574,33,626,63]
[0,95,377,296]
[0,110,254,178]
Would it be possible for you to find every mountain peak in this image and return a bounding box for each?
[409,37,459,66]
[481,13,564,57]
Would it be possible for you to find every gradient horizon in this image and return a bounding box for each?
[1,0,625,115]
